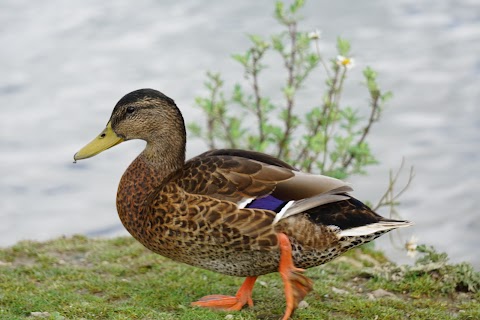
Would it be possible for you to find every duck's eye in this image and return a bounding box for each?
[126,106,135,114]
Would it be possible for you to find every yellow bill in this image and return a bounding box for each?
[74,121,124,161]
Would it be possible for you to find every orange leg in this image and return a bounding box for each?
[191,276,257,310]
[277,233,313,320]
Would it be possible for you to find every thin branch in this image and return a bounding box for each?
[341,86,381,169]
[218,116,238,149]
[325,67,348,172]
[391,166,415,204]
[277,22,298,159]
[251,49,266,144]
[205,76,237,149]
[373,158,415,212]
[314,38,331,78]
[294,135,312,166]
[206,117,216,149]
[206,82,219,149]
[332,67,348,118]
[317,66,340,173]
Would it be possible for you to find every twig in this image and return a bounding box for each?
[218,112,238,149]
[205,75,237,149]
[341,85,381,169]
[325,67,348,172]
[317,66,340,173]
[314,38,331,78]
[206,81,219,149]
[251,49,266,144]
[373,158,415,211]
[277,22,298,159]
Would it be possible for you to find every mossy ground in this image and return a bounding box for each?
[0,235,478,319]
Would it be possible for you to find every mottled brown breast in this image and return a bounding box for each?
[116,155,164,235]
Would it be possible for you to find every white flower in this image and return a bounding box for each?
[308,29,322,40]
[336,55,355,69]
[405,235,418,258]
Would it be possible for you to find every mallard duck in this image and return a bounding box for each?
[74,89,412,319]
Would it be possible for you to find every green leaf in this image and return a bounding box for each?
[187,123,202,137]
[307,53,320,67]
[363,66,377,80]
[232,84,243,102]
[231,53,249,67]
[228,117,242,139]
[290,0,305,13]
[266,124,284,141]
[381,91,394,102]
[274,1,284,20]
[248,34,269,51]
[336,37,351,56]
[324,167,348,179]
[297,32,310,48]
[291,114,301,129]
[283,85,295,100]
[271,35,285,52]
[307,132,325,153]
[260,97,275,113]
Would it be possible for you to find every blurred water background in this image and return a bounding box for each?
[1,0,479,268]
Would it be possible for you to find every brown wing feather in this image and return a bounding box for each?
[176,152,295,202]
[199,149,297,170]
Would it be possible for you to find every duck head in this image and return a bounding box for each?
[74,88,186,162]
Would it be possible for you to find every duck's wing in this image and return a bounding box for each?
[176,149,352,214]
[177,150,294,203]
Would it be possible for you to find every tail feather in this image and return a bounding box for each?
[338,220,413,237]
[273,187,352,224]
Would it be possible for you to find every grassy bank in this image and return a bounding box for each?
[0,235,478,319]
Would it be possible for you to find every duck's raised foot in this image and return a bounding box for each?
[277,233,314,320]
[191,276,257,311]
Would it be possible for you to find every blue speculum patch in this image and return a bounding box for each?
[246,195,288,213]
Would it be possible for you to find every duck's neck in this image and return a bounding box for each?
[116,139,186,236]
[141,138,186,175]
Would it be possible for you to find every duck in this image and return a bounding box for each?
[74,88,412,319]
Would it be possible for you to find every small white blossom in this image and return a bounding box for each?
[405,235,418,258]
[336,55,355,69]
[308,29,322,40]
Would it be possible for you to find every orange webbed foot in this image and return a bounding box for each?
[191,276,257,311]
[277,233,313,320]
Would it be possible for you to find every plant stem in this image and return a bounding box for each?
[325,67,348,172]
[317,66,340,173]
[277,22,298,159]
[373,158,415,211]
[251,49,266,144]
[206,82,218,149]
[341,85,380,169]
[314,38,331,78]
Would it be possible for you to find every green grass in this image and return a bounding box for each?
[0,236,478,319]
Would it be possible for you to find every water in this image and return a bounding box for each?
[1,0,479,268]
